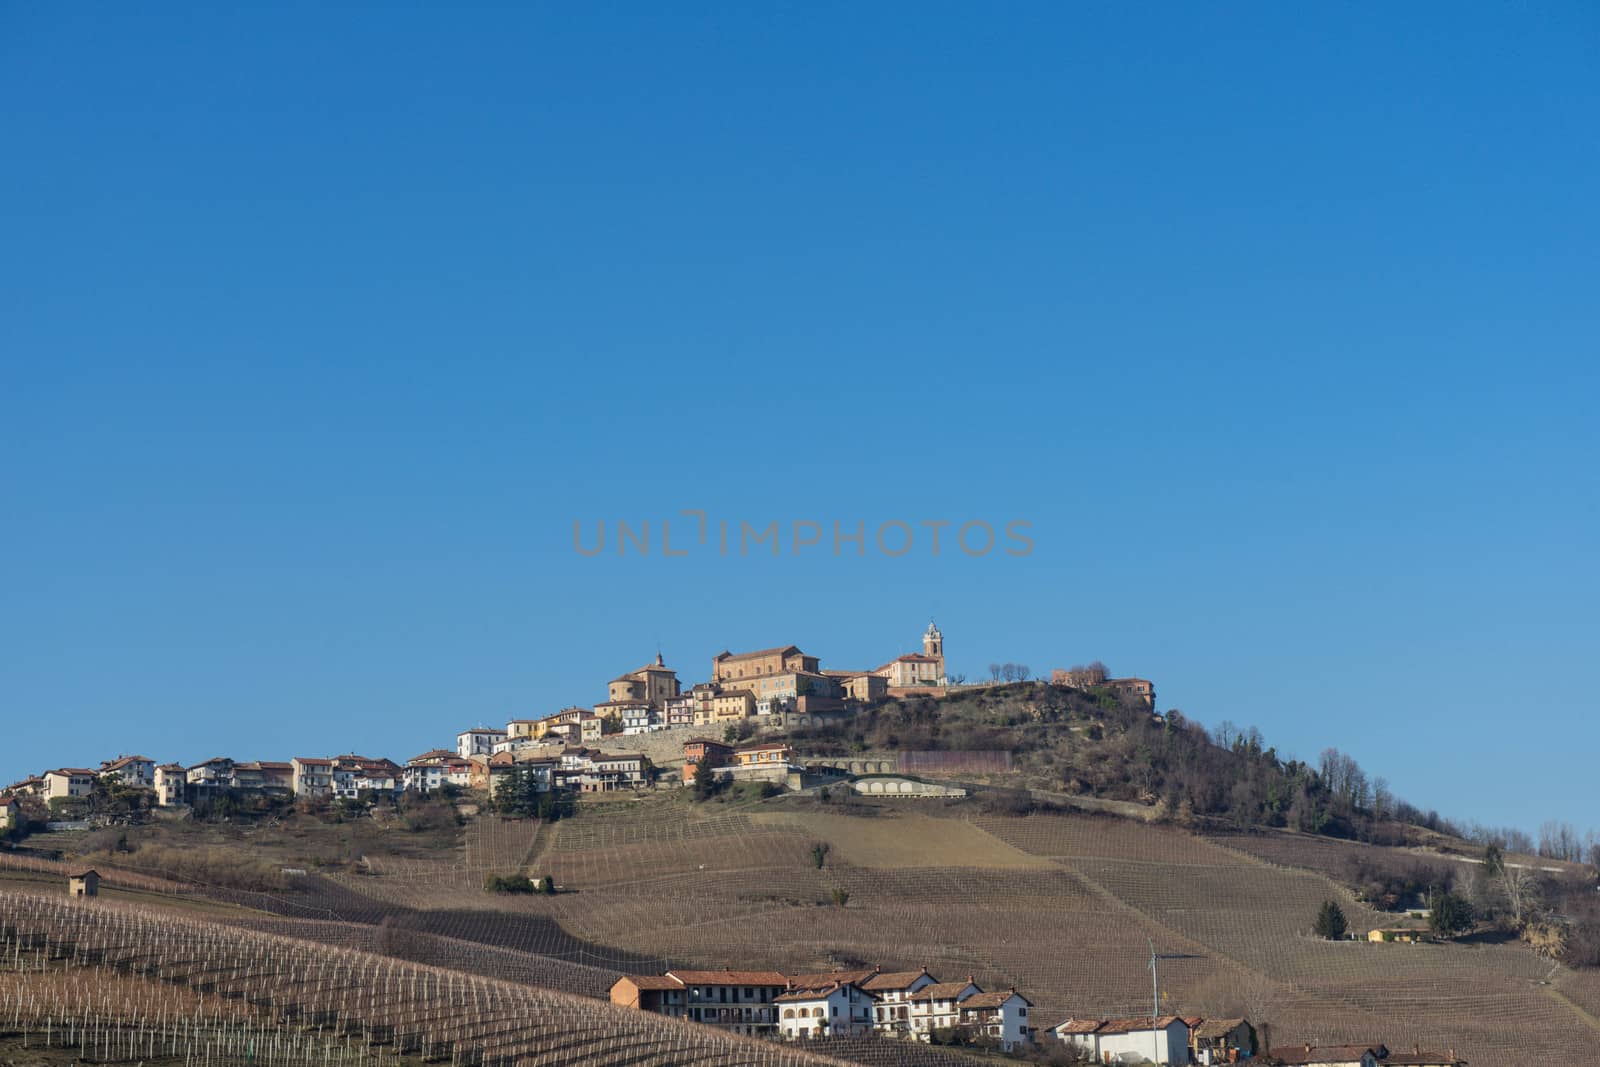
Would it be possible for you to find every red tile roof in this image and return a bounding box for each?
[1268,1045,1386,1065]
[1094,1016,1187,1036]
[860,969,931,991]
[666,969,789,986]
[618,975,684,991]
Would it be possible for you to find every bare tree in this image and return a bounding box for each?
[1372,777,1393,821]
[1213,720,1241,751]
[1016,664,1031,682]
[1501,866,1544,929]
[988,663,1002,682]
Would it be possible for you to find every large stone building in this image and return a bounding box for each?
[607,653,681,706]
[712,646,819,684]
[869,621,947,691]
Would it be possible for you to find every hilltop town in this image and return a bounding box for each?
[0,622,1523,1066]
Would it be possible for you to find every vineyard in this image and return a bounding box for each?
[0,891,856,1067]
[9,800,1600,1066]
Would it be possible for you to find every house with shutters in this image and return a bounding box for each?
[955,989,1034,1051]
[864,969,937,1035]
[905,978,982,1040]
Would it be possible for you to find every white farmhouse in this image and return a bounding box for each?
[956,989,1034,1050]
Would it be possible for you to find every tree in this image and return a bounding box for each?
[1429,891,1475,939]
[1016,665,1031,682]
[1313,900,1348,940]
[1483,842,1504,878]
[988,663,1002,682]
[1500,866,1544,929]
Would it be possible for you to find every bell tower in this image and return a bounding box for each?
[923,620,945,683]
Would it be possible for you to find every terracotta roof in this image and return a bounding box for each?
[1268,1045,1386,1065]
[294,758,333,766]
[1380,1054,1462,1066]
[860,969,930,991]
[666,969,789,986]
[717,689,756,699]
[959,990,1030,1009]
[736,743,791,753]
[787,968,878,988]
[617,975,684,991]
[775,983,847,1003]
[0,797,15,806]
[908,981,978,1001]
[1094,1016,1187,1036]
[715,646,802,662]
[258,761,293,770]
[1053,1019,1102,1035]
[51,768,99,777]
[1194,1017,1248,1039]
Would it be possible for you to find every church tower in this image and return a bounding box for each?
[923,620,945,683]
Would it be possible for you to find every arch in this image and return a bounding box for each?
[783,1009,795,1019]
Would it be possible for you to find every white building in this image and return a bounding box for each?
[906,979,981,1040]
[776,979,877,1039]
[98,755,155,789]
[955,990,1034,1051]
[0,796,15,829]
[1053,1016,1191,1066]
[457,727,507,759]
[864,969,937,1036]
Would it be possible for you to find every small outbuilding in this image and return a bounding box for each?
[69,869,100,898]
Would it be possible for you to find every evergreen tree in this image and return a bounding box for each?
[1429,891,1475,939]
[1314,899,1348,940]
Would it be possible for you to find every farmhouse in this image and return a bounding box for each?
[955,989,1034,1051]
[1367,928,1429,944]
[775,976,877,1039]
[69,870,100,898]
[666,969,789,1035]
[290,757,334,797]
[42,769,97,802]
[608,975,686,1019]
[1053,1015,1191,1065]
[905,978,981,1039]
[1192,1017,1257,1063]
[864,969,936,1034]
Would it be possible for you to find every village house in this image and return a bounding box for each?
[97,755,155,790]
[905,978,982,1040]
[5,777,45,799]
[1191,1017,1257,1063]
[566,752,648,793]
[153,763,186,806]
[734,742,793,769]
[42,768,98,803]
[664,693,695,728]
[664,969,790,1036]
[682,738,734,784]
[1266,1043,1388,1067]
[456,727,507,759]
[863,969,937,1035]
[826,670,890,704]
[290,757,335,798]
[1053,1016,1192,1066]
[775,974,878,1040]
[955,990,1034,1051]
[606,701,660,735]
[0,796,15,830]
[705,689,757,725]
[185,757,235,789]
[232,761,295,793]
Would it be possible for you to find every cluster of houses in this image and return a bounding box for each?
[610,966,1035,1051]
[609,968,1465,1067]
[1,744,654,816]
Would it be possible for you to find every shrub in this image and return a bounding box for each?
[810,842,830,869]
[484,874,538,894]
[830,886,850,907]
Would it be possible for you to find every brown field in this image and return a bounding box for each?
[13,801,1599,1066]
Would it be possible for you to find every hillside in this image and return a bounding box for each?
[8,787,1599,1066]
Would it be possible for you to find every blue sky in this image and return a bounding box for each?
[2,4,1596,833]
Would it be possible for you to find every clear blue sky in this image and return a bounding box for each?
[3,4,1596,834]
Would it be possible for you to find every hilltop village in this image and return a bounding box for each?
[0,624,1472,1065]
